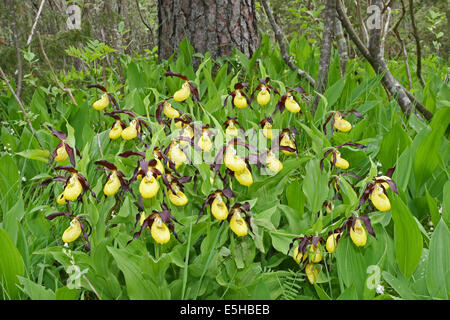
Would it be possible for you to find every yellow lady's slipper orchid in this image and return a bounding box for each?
[305,263,319,284]
[173,82,191,102]
[225,122,239,140]
[62,218,82,243]
[326,233,340,253]
[235,166,253,187]
[257,86,270,106]
[211,195,228,220]
[54,145,69,162]
[151,215,171,244]
[168,184,188,206]
[63,174,83,201]
[280,134,296,155]
[285,94,300,113]
[224,146,246,172]
[121,120,138,140]
[350,218,367,247]
[309,244,323,263]
[293,246,308,263]
[370,184,391,212]
[333,113,352,132]
[139,173,160,199]
[93,93,109,111]
[56,193,66,205]
[233,91,247,109]
[103,171,121,196]
[262,122,272,139]
[197,132,213,152]
[168,143,187,169]
[109,120,123,140]
[229,211,248,236]
[325,233,340,253]
[335,152,349,169]
[163,101,180,119]
[266,152,283,173]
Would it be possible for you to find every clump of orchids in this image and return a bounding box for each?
[325,215,376,251]
[107,110,152,143]
[288,235,324,284]
[213,138,257,187]
[323,110,363,134]
[41,166,96,206]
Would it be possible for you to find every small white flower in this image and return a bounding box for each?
[64,243,69,248]
[22,177,26,182]
[438,205,443,214]
[376,284,384,295]
[376,161,382,167]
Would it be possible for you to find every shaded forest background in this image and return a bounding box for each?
[0,0,448,101]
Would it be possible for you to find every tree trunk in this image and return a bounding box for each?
[157,0,259,61]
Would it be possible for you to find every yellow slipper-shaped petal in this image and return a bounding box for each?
[139,175,160,199]
[168,185,188,206]
[257,87,270,106]
[151,215,170,244]
[109,121,123,140]
[370,185,391,212]
[229,211,248,236]
[350,218,367,247]
[54,145,69,162]
[262,122,272,139]
[233,92,247,109]
[285,95,300,113]
[62,218,82,243]
[211,196,229,220]
[121,120,138,140]
[63,174,83,201]
[308,244,323,263]
[235,167,253,187]
[173,82,190,102]
[224,147,246,172]
[163,102,180,119]
[305,263,319,284]
[103,171,121,196]
[335,153,349,169]
[326,233,340,253]
[93,93,109,111]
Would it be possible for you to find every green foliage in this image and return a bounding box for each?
[0,29,449,301]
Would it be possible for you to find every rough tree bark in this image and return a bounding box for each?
[334,13,348,78]
[157,0,259,61]
[311,0,336,115]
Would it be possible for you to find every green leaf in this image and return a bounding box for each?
[335,236,366,298]
[378,122,411,171]
[414,107,450,190]
[426,219,450,299]
[302,159,329,214]
[15,149,50,162]
[0,227,25,299]
[390,193,423,279]
[18,277,55,300]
